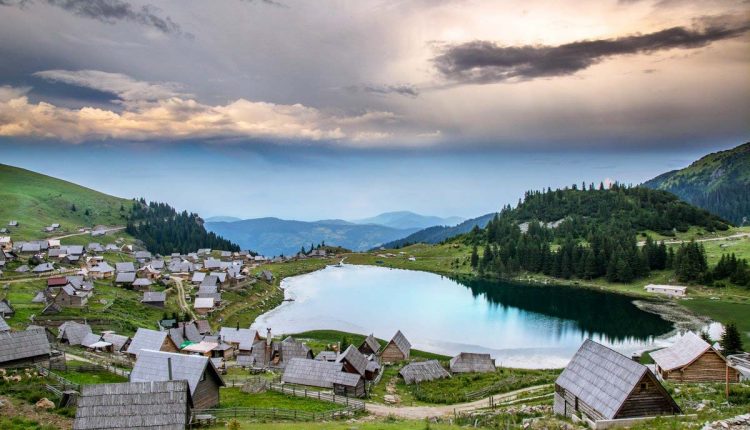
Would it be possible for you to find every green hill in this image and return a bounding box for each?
[0,164,130,240]
[643,142,750,225]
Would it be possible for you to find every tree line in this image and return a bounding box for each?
[126,199,242,255]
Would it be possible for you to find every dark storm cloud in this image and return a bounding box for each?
[433,17,750,84]
[0,0,188,36]
[347,83,420,97]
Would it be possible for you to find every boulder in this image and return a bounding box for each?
[35,398,55,410]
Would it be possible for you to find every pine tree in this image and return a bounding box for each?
[470,245,479,268]
[70,204,77,212]
[720,322,744,355]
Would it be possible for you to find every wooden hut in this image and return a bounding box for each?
[359,334,381,356]
[651,331,741,383]
[130,349,225,409]
[381,330,411,363]
[554,340,681,424]
[337,345,368,378]
[127,328,179,356]
[282,357,366,397]
[0,317,9,333]
[450,352,496,374]
[399,360,450,384]
[73,380,192,430]
[0,328,51,368]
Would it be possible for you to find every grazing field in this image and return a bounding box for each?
[0,164,130,241]
[55,361,128,385]
[207,420,470,430]
[219,388,342,412]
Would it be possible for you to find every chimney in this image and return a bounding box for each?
[266,328,272,347]
[167,357,173,380]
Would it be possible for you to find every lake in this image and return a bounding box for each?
[253,264,702,368]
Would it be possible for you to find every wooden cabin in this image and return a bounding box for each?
[554,340,681,424]
[337,345,369,378]
[54,285,88,308]
[282,357,366,397]
[651,331,741,383]
[74,380,192,430]
[380,330,411,362]
[130,350,225,409]
[0,328,51,368]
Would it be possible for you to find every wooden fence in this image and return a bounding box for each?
[190,405,359,423]
[221,376,366,410]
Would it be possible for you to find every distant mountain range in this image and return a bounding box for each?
[381,212,497,248]
[204,217,421,256]
[351,211,464,230]
[204,211,464,256]
[643,142,749,225]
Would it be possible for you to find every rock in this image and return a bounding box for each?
[35,398,55,410]
[383,394,400,404]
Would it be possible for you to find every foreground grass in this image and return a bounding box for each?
[219,388,341,412]
[208,420,472,430]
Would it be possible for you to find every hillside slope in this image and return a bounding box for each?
[205,217,419,256]
[643,142,750,225]
[0,164,130,240]
[382,212,497,248]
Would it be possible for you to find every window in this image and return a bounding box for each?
[640,382,647,392]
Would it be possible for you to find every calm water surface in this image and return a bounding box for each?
[253,264,707,367]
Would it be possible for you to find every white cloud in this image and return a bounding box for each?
[0,72,404,143]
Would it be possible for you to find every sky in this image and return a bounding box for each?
[0,0,748,220]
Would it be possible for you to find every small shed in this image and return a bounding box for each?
[644,284,687,298]
[130,349,225,409]
[651,331,741,383]
[194,297,215,315]
[102,332,131,353]
[554,339,681,423]
[359,334,381,356]
[0,318,9,333]
[450,352,496,374]
[381,330,411,362]
[0,299,14,318]
[73,380,192,430]
[399,360,450,384]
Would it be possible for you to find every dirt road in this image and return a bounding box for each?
[365,384,553,419]
[49,226,125,240]
[637,232,750,247]
[171,276,195,319]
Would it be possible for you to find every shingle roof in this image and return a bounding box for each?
[194,297,215,309]
[281,337,312,362]
[337,345,368,376]
[650,331,712,372]
[81,333,104,348]
[282,358,361,388]
[449,352,496,373]
[389,330,411,355]
[130,350,224,395]
[399,360,450,384]
[191,272,206,283]
[58,321,93,346]
[168,324,203,346]
[74,380,191,430]
[556,339,666,420]
[102,333,130,351]
[142,291,166,303]
[0,299,13,315]
[315,351,338,362]
[361,334,380,353]
[0,328,51,364]
[127,328,168,355]
[32,262,55,272]
[132,278,152,287]
[115,272,136,283]
[115,262,136,272]
[219,327,257,350]
[0,318,9,332]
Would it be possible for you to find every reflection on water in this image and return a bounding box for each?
[252,264,683,368]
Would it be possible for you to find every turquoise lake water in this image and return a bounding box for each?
[253,264,701,367]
